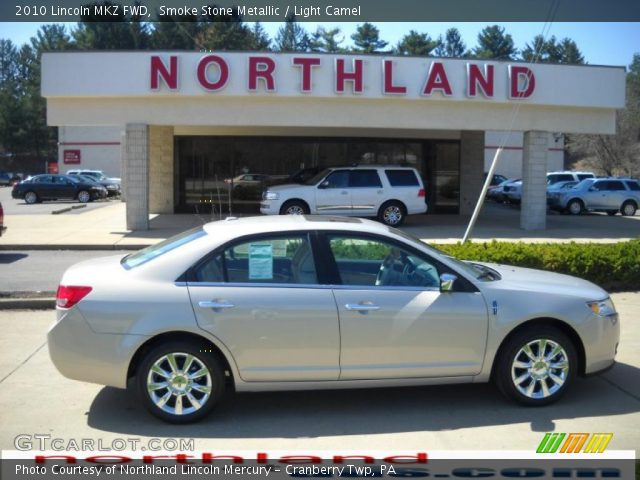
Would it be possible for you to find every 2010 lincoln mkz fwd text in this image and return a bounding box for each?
[48,216,619,423]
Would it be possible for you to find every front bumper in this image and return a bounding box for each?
[260,201,281,215]
[583,312,620,375]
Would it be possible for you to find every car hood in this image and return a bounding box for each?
[473,262,608,300]
[266,183,312,193]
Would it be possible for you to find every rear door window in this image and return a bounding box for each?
[349,170,382,188]
[385,170,420,187]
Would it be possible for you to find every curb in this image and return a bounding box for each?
[0,298,56,310]
[0,244,146,251]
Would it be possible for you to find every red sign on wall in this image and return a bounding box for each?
[63,149,81,164]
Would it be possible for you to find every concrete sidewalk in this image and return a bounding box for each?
[0,201,638,250]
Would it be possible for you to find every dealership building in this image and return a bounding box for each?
[41,52,625,230]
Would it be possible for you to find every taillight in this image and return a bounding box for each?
[56,285,92,309]
[418,188,426,197]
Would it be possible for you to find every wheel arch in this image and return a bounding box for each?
[126,331,235,389]
[490,318,586,379]
[280,198,311,214]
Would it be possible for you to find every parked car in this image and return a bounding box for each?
[0,172,13,186]
[555,178,640,216]
[12,174,108,204]
[49,215,619,423]
[546,181,578,208]
[0,200,5,236]
[487,178,519,202]
[503,171,594,204]
[67,169,120,197]
[261,166,427,226]
[485,173,509,187]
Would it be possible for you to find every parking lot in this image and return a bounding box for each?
[0,292,638,452]
[0,185,116,216]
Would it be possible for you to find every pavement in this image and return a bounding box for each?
[1,188,639,250]
[0,292,638,452]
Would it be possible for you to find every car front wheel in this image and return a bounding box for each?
[567,199,583,215]
[24,191,39,204]
[77,190,91,203]
[494,326,577,406]
[621,201,637,217]
[137,342,226,423]
[280,200,309,215]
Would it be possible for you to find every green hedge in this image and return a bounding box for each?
[433,240,640,292]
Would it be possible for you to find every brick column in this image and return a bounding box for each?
[149,126,174,214]
[520,131,548,230]
[459,131,485,215]
[124,124,149,230]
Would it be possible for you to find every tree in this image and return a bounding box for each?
[434,28,467,58]
[198,9,256,51]
[250,22,271,51]
[150,18,202,50]
[309,27,344,53]
[73,2,150,50]
[395,30,438,56]
[558,38,584,64]
[566,53,640,177]
[274,14,309,52]
[521,35,584,64]
[473,25,517,60]
[351,22,387,54]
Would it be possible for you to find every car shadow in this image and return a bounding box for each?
[0,253,28,264]
[86,362,640,438]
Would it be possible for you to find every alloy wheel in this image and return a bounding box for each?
[25,192,37,204]
[78,190,91,203]
[622,203,636,216]
[146,352,213,416]
[383,206,402,226]
[286,205,305,215]
[511,339,569,400]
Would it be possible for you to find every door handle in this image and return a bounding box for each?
[341,191,349,195]
[198,301,235,309]
[345,303,380,312]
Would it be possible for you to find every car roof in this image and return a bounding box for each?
[203,215,390,237]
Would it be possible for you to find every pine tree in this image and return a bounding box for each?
[558,38,585,64]
[250,22,271,51]
[395,30,438,56]
[473,25,517,60]
[274,14,309,52]
[350,22,387,54]
[309,27,344,53]
[433,28,466,58]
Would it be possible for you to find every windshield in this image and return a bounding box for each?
[121,226,206,269]
[574,179,595,190]
[387,227,488,280]
[304,168,332,185]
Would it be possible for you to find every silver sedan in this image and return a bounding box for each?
[49,216,620,423]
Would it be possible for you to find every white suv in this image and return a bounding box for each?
[261,166,427,226]
[503,171,595,204]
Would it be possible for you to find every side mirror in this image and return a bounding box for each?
[440,273,457,292]
[318,181,329,189]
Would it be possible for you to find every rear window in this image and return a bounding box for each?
[385,169,420,187]
[625,181,640,191]
[122,226,206,269]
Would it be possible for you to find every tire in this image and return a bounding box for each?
[280,200,309,215]
[567,199,583,215]
[378,201,406,227]
[136,341,226,423]
[24,191,39,205]
[494,326,577,406]
[621,201,637,217]
[77,190,91,203]
[606,210,618,216]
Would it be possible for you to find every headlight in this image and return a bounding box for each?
[587,298,616,317]
[263,191,279,200]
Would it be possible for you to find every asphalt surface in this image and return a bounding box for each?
[0,250,130,293]
[0,292,638,452]
[0,185,115,215]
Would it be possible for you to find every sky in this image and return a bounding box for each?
[1,21,638,67]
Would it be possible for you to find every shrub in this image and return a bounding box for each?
[433,240,640,292]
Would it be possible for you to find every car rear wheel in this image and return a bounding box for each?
[280,200,309,215]
[494,326,576,406]
[24,191,39,204]
[567,199,583,215]
[137,342,226,423]
[378,201,406,227]
[77,190,91,203]
[621,201,637,217]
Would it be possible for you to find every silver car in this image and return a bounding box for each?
[49,216,619,423]
[558,178,640,216]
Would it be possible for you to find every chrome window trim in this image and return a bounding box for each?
[185,281,441,293]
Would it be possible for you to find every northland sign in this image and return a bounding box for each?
[150,54,536,99]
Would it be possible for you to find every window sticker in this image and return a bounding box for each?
[249,243,273,279]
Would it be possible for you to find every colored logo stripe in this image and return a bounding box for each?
[537,433,613,453]
[537,433,566,453]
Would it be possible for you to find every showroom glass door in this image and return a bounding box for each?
[424,141,460,214]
